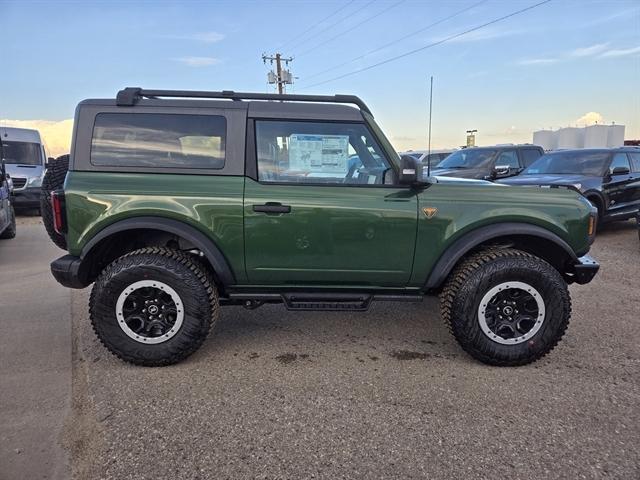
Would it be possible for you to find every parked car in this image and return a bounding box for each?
[430,145,544,180]
[0,126,48,212]
[399,149,456,168]
[43,87,598,367]
[0,137,17,239]
[499,148,640,224]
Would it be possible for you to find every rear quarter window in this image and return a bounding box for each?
[90,113,226,169]
[520,148,542,168]
[629,152,640,172]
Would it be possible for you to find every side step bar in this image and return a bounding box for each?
[224,292,423,311]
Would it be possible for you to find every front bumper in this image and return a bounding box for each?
[13,187,41,208]
[51,255,91,289]
[567,255,599,285]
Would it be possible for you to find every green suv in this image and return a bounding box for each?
[46,88,599,367]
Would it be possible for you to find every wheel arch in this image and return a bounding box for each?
[425,222,578,290]
[80,216,235,288]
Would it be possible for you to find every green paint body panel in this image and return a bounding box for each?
[64,171,592,290]
[64,171,248,283]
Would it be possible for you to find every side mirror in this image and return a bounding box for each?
[399,155,423,185]
[611,166,630,176]
[493,165,511,177]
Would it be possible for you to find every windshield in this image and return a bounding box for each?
[438,149,496,169]
[523,151,610,176]
[1,141,42,165]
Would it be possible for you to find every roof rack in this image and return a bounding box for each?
[116,87,372,115]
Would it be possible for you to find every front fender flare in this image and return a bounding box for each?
[424,222,578,289]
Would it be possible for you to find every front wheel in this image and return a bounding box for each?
[440,248,571,366]
[89,247,219,366]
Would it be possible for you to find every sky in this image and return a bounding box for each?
[1,0,639,156]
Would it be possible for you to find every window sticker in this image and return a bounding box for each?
[288,134,350,174]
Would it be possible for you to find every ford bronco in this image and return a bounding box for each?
[44,88,599,367]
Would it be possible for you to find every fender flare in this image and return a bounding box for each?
[81,216,235,285]
[424,222,578,289]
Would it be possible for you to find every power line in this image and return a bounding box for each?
[300,0,553,90]
[285,0,364,52]
[277,0,358,51]
[302,0,489,82]
[296,0,403,58]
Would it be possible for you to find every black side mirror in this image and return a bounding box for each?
[611,166,630,176]
[399,155,423,185]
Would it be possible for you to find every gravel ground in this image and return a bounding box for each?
[69,220,639,480]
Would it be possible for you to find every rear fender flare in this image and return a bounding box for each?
[80,216,235,285]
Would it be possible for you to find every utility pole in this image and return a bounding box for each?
[263,53,294,94]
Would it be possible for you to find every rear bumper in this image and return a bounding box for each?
[13,187,41,208]
[567,255,599,285]
[50,255,91,289]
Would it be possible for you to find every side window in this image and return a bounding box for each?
[255,120,391,185]
[520,149,542,168]
[91,113,226,169]
[609,153,631,174]
[628,152,640,172]
[495,150,519,168]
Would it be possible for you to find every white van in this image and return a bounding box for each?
[0,126,48,211]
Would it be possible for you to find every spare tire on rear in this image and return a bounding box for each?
[40,154,69,250]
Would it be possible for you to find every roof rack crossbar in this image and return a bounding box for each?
[116,87,372,115]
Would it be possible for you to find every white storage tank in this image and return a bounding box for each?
[584,125,610,148]
[607,124,625,147]
[556,127,584,149]
[533,130,556,150]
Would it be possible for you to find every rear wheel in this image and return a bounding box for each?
[0,205,16,239]
[440,248,571,366]
[40,154,69,249]
[89,247,219,366]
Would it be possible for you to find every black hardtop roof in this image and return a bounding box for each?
[462,144,543,150]
[114,87,372,116]
[545,147,639,155]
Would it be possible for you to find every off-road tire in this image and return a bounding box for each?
[0,205,16,239]
[89,247,219,366]
[440,248,571,366]
[40,154,69,249]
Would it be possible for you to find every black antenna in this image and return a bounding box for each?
[427,76,433,177]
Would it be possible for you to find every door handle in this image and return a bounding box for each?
[252,202,291,214]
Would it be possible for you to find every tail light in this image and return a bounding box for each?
[51,190,67,234]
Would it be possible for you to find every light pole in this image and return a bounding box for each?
[466,129,477,147]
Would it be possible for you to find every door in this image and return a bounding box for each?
[627,152,640,211]
[603,153,634,215]
[243,119,418,286]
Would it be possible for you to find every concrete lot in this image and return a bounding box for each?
[1,217,638,479]
[68,220,639,480]
[0,215,71,480]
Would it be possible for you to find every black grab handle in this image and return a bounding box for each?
[252,202,291,214]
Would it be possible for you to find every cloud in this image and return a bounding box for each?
[599,46,640,58]
[570,43,609,57]
[172,56,220,67]
[575,112,604,126]
[1,119,73,157]
[166,31,225,43]
[517,58,558,66]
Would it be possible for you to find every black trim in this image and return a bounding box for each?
[245,119,257,180]
[50,254,91,289]
[569,255,599,285]
[116,87,373,115]
[425,223,579,289]
[81,217,235,285]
